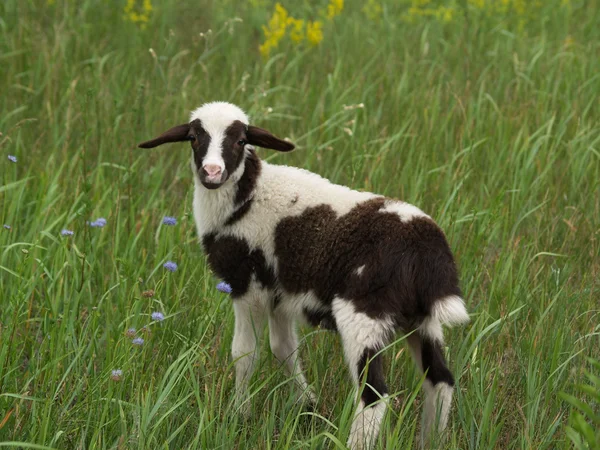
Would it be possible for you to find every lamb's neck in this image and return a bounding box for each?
[193,150,262,236]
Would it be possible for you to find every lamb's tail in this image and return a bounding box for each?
[419,295,469,342]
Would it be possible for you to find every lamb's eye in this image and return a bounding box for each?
[189,135,196,142]
[237,139,247,146]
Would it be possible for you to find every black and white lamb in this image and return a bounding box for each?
[139,101,469,449]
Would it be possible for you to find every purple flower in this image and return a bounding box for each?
[89,217,107,228]
[111,369,123,381]
[8,155,17,163]
[163,216,177,226]
[125,327,136,338]
[132,337,144,346]
[216,281,232,294]
[163,261,177,272]
[151,312,165,322]
[3,224,10,230]
[61,229,74,236]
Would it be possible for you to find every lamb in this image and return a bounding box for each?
[139,101,470,449]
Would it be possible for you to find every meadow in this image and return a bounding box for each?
[1,0,599,448]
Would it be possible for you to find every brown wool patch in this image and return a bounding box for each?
[274,198,462,326]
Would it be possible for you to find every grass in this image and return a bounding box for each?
[1,0,599,448]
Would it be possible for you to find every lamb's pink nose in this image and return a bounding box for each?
[203,164,222,178]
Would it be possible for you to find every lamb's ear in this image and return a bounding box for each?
[247,126,295,152]
[138,124,190,148]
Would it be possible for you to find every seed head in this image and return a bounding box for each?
[125,327,136,338]
[142,289,155,298]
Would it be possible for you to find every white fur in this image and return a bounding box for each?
[348,398,388,450]
[189,101,249,132]
[419,295,469,342]
[418,316,444,343]
[431,295,470,326]
[379,199,430,222]
[332,298,394,381]
[269,307,316,404]
[421,381,453,447]
[355,265,366,276]
[231,281,268,415]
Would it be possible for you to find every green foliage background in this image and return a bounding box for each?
[1,0,599,448]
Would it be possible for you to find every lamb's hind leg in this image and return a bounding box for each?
[407,323,455,448]
[332,298,392,450]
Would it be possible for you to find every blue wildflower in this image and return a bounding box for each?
[8,155,17,163]
[216,281,232,294]
[163,261,177,272]
[110,369,123,381]
[125,327,136,338]
[89,217,107,228]
[151,312,165,322]
[61,229,74,236]
[3,224,10,230]
[163,216,177,226]
[132,337,144,346]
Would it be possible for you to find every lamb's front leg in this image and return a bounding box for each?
[232,293,267,416]
[268,308,316,406]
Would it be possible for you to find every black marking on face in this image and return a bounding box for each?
[221,120,249,180]
[190,119,211,182]
[190,119,250,189]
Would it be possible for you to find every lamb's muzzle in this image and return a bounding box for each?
[138,101,470,450]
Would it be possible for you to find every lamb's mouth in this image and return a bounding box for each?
[199,169,228,189]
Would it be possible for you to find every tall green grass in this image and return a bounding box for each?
[1,0,599,448]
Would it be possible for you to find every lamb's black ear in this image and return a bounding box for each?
[138,124,190,148]
[247,126,295,152]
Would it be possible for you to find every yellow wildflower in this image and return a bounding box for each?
[306,21,323,46]
[259,3,290,57]
[326,0,344,21]
[288,18,305,44]
[124,0,153,29]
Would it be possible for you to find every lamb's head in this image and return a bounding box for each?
[138,102,294,189]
